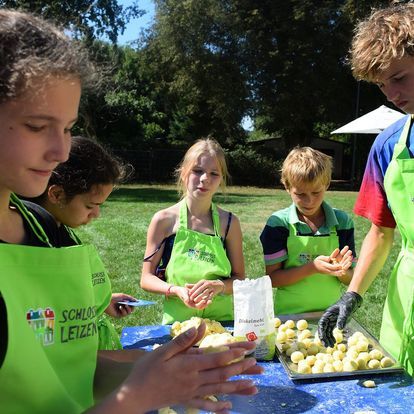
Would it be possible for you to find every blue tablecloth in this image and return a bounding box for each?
[121,325,414,414]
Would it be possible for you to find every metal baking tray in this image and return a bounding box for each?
[275,312,404,380]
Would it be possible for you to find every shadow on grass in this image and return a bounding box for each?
[108,187,276,204]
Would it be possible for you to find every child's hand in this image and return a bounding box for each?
[119,323,261,413]
[105,293,137,318]
[312,255,344,277]
[186,280,225,309]
[172,286,199,309]
[330,246,353,275]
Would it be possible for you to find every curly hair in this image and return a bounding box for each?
[351,3,414,81]
[44,136,132,202]
[0,9,96,103]
[281,146,332,190]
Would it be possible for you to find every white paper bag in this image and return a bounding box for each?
[233,275,275,360]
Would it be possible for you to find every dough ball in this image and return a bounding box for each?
[343,359,358,372]
[323,363,335,373]
[312,364,324,374]
[286,328,296,339]
[285,319,295,329]
[337,343,347,353]
[276,331,288,343]
[362,380,376,388]
[297,360,311,374]
[333,360,343,372]
[274,317,282,328]
[380,357,394,368]
[307,344,319,356]
[291,350,305,364]
[356,340,369,353]
[347,335,359,347]
[305,355,317,366]
[296,319,308,331]
[333,350,345,361]
[279,323,288,332]
[367,359,381,369]
[358,352,370,363]
[369,349,383,361]
[313,359,325,370]
[333,327,344,344]
[356,357,367,370]
[299,329,312,339]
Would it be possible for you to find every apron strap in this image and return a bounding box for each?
[64,225,82,245]
[178,199,188,228]
[179,199,220,237]
[10,193,52,247]
[211,203,221,237]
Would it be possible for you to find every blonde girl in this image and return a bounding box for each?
[141,138,245,323]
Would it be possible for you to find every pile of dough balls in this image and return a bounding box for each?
[274,318,394,374]
[171,317,228,345]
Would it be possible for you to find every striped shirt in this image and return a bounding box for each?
[260,201,356,266]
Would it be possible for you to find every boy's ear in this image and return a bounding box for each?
[47,185,65,205]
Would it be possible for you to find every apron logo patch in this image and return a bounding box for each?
[298,253,317,264]
[92,271,106,286]
[188,248,215,263]
[26,307,55,346]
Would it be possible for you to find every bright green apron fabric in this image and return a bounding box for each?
[382,115,414,375]
[0,196,98,413]
[275,221,342,315]
[162,200,232,324]
[64,224,120,350]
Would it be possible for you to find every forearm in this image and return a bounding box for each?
[269,262,316,287]
[348,224,394,295]
[140,272,170,295]
[222,274,244,294]
[99,349,147,363]
[338,267,353,285]
[93,355,134,403]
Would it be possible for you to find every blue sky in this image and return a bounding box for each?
[118,0,155,44]
[117,0,253,130]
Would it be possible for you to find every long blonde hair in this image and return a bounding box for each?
[175,138,229,197]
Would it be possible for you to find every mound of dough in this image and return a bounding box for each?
[199,332,237,348]
[170,317,228,345]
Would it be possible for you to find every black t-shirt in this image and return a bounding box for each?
[0,201,69,366]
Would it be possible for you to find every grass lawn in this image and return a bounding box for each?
[76,184,401,339]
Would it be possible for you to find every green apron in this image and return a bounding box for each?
[275,221,342,315]
[162,200,232,324]
[0,195,98,413]
[63,222,120,350]
[382,115,414,375]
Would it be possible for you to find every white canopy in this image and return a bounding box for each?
[331,105,406,134]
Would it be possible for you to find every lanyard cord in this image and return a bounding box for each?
[10,193,52,247]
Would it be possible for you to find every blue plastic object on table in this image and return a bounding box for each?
[121,325,414,414]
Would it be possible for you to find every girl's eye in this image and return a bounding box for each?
[211,172,220,177]
[64,127,73,134]
[192,169,203,174]
[25,124,45,132]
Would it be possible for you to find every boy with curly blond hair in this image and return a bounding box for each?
[318,2,414,376]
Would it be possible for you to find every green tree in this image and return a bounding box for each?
[0,0,143,43]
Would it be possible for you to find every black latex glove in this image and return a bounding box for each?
[317,291,363,347]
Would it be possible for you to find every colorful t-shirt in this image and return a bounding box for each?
[354,115,413,227]
[260,201,356,266]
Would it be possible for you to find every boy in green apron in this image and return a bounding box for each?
[141,138,245,324]
[29,135,137,351]
[318,3,414,376]
[260,147,355,315]
[0,10,262,413]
